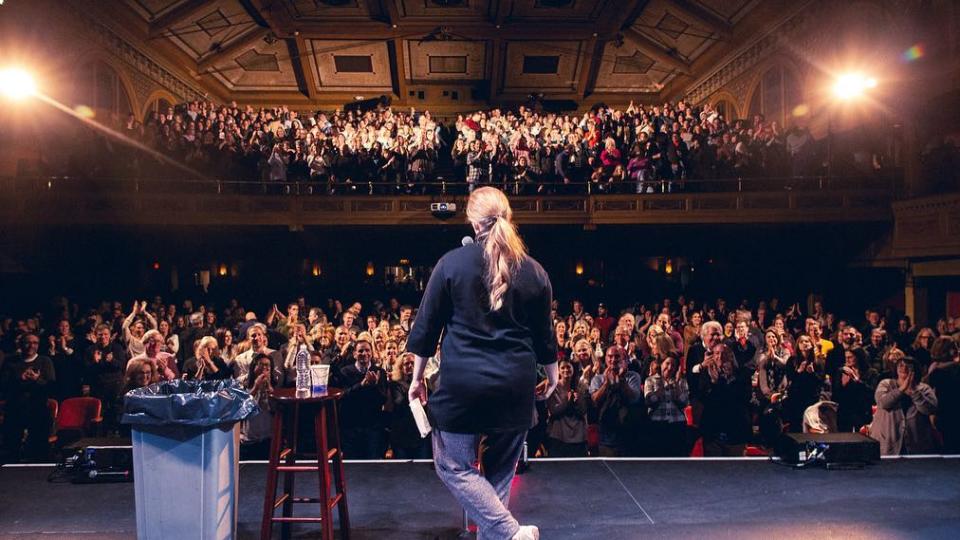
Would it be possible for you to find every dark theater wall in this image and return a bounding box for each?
[0,222,901,321]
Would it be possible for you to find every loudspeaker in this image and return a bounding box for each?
[775,432,880,467]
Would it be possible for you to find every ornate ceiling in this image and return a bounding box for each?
[115,0,776,105]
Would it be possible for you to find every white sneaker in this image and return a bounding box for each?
[512,525,540,540]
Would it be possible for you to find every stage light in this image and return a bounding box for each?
[0,68,37,101]
[152,262,161,270]
[832,73,875,101]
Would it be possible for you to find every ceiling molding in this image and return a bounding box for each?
[622,28,691,74]
[148,0,214,39]
[198,27,269,71]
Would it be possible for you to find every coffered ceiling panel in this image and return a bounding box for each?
[593,41,671,94]
[405,40,488,81]
[126,0,182,18]
[281,0,376,20]
[307,39,393,92]
[502,40,584,92]
[693,0,757,23]
[632,0,717,63]
[160,0,259,61]
[208,39,299,91]
[508,0,610,22]
[398,0,491,20]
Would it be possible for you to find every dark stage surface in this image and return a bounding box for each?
[1,458,958,539]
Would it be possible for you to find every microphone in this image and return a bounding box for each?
[461,236,474,247]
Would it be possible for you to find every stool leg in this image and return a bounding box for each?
[260,408,284,540]
[315,403,333,540]
[330,400,351,537]
[281,403,300,540]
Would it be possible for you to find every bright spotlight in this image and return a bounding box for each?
[833,73,875,101]
[0,68,37,100]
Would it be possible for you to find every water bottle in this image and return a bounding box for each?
[295,346,311,398]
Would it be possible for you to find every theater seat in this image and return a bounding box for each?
[744,445,769,457]
[587,424,600,450]
[55,397,103,445]
[690,437,704,457]
[47,399,59,445]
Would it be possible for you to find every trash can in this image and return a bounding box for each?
[122,379,260,540]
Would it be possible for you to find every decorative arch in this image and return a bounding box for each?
[141,88,178,122]
[72,53,140,123]
[707,90,741,121]
[742,55,806,127]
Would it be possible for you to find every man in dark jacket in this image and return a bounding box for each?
[83,324,128,434]
[698,345,752,456]
[338,338,388,459]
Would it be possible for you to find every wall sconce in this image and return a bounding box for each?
[665,258,673,275]
[575,261,584,276]
[312,263,321,277]
[218,264,228,277]
[365,262,375,277]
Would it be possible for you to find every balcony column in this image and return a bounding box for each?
[904,266,928,327]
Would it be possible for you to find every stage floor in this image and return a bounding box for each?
[1,457,958,539]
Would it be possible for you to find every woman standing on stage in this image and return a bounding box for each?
[406,187,557,540]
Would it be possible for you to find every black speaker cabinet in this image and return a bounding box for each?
[775,432,881,466]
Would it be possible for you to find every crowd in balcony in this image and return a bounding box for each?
[49,98,876,195]
[2,291,958,463]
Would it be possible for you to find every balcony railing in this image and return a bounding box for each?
[0,174,896,226]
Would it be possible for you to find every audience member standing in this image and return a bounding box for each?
[1,334,55,462]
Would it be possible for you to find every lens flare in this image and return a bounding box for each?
[902,44,925,62]
[0,68,37,100]
[74,105,95,119]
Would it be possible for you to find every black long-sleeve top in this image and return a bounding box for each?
[406,242,556,433]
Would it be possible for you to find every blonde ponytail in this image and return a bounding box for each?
[466,187,527,311]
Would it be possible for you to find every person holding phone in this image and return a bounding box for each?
[406,187,556,540]
[0,333,56,463]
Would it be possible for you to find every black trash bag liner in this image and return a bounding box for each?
[122,379,260,427]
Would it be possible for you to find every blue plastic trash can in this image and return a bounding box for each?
[122,380,259,540]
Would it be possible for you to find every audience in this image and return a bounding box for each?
[46,98,881,195]
[2,289,959,462]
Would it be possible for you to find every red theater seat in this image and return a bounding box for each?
[56,397,103,437]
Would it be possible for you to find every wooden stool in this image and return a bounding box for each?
[260,387,350,540]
